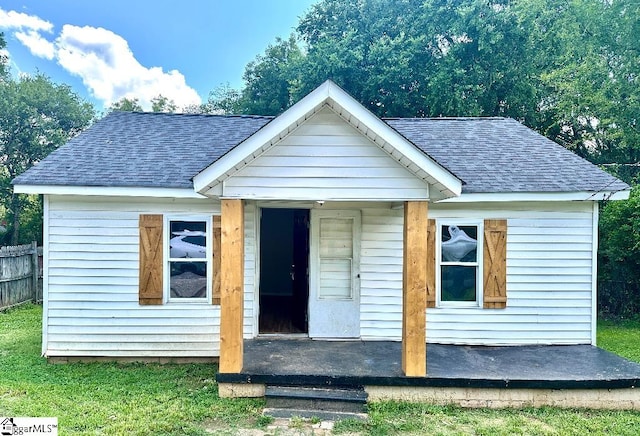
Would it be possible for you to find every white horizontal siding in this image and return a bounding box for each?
[427,201,595,345]
[221,107,429,201]
[45,195,226,358]
[360,207,404,340]
[358,201,595,345]
[45,195,596,355]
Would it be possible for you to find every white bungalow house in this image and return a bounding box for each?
[13,81,630,379]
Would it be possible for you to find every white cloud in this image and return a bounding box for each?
[56,25,201,110]
[15,30,55,59]
[0,8,55,59]
[0,7,201,111]
[0,8,53,32]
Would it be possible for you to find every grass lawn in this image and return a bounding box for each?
[1,304,640,435]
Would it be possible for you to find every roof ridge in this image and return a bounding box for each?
[383,116,510,121]
[109,111,274,120]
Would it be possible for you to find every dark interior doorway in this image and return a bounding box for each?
[259,208,310,334]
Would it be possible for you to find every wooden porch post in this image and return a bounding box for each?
[402,201,428,377]
[219,199,245,373]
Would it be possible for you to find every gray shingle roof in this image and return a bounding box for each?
[385,117,629,193]
[13,111,629,194]
[13,111,272,189]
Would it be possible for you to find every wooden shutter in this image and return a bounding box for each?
[212,215,221,305]
[426,219,436,308]
[139,214,163,305]
[483,219,507,309]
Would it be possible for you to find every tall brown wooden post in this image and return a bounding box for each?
[402,201,428,376]
[219,199,245,373]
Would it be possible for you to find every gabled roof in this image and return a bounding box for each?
[13,86,630,199]
[192,80,462,199]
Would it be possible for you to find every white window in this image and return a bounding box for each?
[165,216,211,302]
[437,221,483,307]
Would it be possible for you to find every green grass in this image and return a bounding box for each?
[597,318,640,363]
[334,403,640,435]
[0,304,264,435]
[2,304,640,435]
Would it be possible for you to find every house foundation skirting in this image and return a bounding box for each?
[218,382,640,410]
[365,386,640,410]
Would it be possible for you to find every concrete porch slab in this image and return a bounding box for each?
[217,339,640,390]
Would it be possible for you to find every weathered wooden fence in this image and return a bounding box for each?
[0,242,42,310]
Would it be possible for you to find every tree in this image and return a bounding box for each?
[227,0,544,122]
[0,74,95,244]
[211,0,638,177]
[598,186,640,318]
[239,36,305,115]
[197,83,243,115]
[109,97,143,112]
[0,33,8,79]
[151,94,177,113]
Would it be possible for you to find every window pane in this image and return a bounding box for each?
[441,265,477,302]
[170,221,206,258]
[170,262,207,298]
[441,225,477,262]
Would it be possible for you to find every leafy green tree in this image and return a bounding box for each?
[209,0,638,178]
[151,94,177,113]
[198,83,243,115]
[0,74,95,244]
[598,187,640,318]
[109,97,144,112]
[520,0,640,182]
[0,33,8,79]
[240,36,305,115]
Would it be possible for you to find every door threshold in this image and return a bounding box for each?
[257,333,309,339]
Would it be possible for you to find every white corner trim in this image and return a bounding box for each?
[591,201,599,346]
[13,184,207,199]
[192,80,463,198]
[41,194,49,356]
[437,190,631,203]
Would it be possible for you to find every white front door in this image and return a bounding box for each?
[308,209,361,338]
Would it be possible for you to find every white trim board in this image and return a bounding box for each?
[438,191,630,203]
[13,185,207,199]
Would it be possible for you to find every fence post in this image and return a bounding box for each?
[31,241,38,302]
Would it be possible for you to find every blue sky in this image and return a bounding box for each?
[0,0,317,110]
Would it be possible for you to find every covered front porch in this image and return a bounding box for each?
[216,339,640,409]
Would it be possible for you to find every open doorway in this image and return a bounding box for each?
[259,208,310,334]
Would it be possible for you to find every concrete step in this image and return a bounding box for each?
[265,385,368,414]
[263,407,368,421]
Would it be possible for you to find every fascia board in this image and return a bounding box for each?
[13,184,207,199]
[438,190,631,203]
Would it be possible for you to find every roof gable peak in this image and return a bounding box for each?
[192,80,462,199]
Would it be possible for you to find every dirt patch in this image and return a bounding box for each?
[203,417,341,435]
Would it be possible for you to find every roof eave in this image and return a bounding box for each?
[437,190,631,203]
[13,184,207,199]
